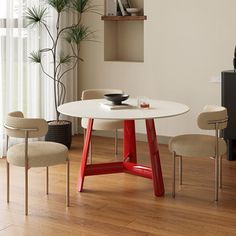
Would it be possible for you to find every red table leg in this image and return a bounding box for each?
[124,120,137,163]
[146,119,165,196]
[78,118,94,192]
[78,118,165,197]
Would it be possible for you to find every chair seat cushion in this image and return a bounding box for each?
[81,118,123,130]
[169,134,227,157]
[7,141,68,167]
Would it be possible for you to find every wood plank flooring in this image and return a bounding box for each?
[0,135,236,236]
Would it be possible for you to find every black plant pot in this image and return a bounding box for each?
[45,120,72,149]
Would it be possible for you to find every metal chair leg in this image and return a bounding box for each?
[219,155,222,189]
[66,160,70,207]
[172,152,176,198]
[46,167,49,194]
[215,154,219,201]
[83,128,86,141]
[84,129,92,164]
[25,165,28,215]
[115,129,118,156]
[215,127,219,201]
[179,156,182,186]
[7,161,9,203]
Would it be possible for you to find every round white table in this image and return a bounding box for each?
[59,98,189,197]
[59,98,189,120]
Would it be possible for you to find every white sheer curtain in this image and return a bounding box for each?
[0,0,79,156]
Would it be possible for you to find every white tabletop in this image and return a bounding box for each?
[58,98,190,120]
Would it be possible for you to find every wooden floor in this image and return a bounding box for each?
[0,135,236,236]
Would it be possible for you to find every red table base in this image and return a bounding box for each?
[78,118,165,197]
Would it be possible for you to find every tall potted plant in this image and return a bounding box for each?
[25,0,97,148]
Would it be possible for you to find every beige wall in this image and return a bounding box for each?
[79,0,236,137]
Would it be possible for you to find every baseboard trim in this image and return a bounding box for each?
[78,128,170,145]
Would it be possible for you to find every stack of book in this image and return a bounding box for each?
[105,0,131,16]
[117,0,130,16]
[100,102,133,110]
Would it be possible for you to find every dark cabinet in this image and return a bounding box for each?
[221,70,236,160]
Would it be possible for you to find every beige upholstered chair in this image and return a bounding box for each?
[4,111,70,215]
[169,105,228,201]
[81,89,123,160]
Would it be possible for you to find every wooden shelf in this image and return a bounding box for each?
[103,0,145,62]
[101,15,147,21]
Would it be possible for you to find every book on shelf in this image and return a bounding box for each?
[121,0,131,9]
[100,102,133,110]
[105,0,117,16]
[117,0,128,16]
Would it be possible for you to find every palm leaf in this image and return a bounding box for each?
[29,51,42,63]
[58,53,72,65]
[64,25,93,44]
[70,0,90,13]
[25,6,47,26]
[47,0,70,13]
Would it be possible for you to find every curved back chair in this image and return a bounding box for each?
[81,89,124,160]
[4,111,70,215]
[169,105,228,201]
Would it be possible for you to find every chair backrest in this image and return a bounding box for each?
[5,111,48,138]
[81,89,123,100]
[197,105,228,130]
